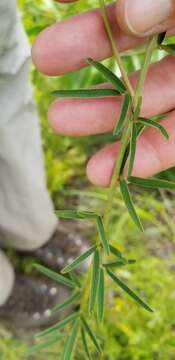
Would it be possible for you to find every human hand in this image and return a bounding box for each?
[32,0,175,187]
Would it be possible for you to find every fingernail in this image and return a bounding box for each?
[124,0,174,35]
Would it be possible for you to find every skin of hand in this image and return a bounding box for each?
[32,0,175,187]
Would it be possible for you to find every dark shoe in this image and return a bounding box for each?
[31,221,89,271]
[0,272,69,331]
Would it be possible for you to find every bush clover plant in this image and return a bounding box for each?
[27,1,175,359]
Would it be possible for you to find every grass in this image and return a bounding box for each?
[1,0,175,359]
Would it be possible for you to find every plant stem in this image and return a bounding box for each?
[104,114,132,228]
[134,36,157,105]
[100,1,157,231]
[99,0,134,99]
[79,3,157,314]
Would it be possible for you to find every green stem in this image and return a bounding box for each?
[79,4,157,314]
[99,0,134,99]
[134,36,157,105]
[100,2,157,231]
[104,114,132,228]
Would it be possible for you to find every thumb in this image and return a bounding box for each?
[116,0,175,37]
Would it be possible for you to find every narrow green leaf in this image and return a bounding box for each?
[120,180,144,232]
[120,143,130,175]
[36,313,78,338]
[69,272,81,288]
[52,291,80,313]
[61,245,97,274]
[51,89,120,98]
[87,58,126,93]
[97,268,105,322]
[129,176,175,190]
[81,328,92,360]
[138,117,169,139]
[96,216,110,255]
[160,44,175,55]
[109,244,126,261]
[157,32,166,45]
[136,122,145,137]
[34,264,75,289]
[128,122,137,176]
[113,95,131,136]
[89,250,100,313]
[62,319,79,360]
[55,210,98,220]
[106,259,136,268]
[106,269,154,313]
[133,96,142,122]
[81,315,101,353]
[26,335,63,357]
[103,260,131,268]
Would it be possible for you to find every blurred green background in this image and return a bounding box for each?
[1,1,175,359]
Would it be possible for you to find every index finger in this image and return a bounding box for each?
[32,3,144,76]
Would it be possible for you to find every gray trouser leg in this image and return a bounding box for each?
[0,1,57,304]
[0,251,14,306]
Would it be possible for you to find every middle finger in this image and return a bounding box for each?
[48,56,175,136]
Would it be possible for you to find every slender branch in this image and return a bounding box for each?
[74,0,157,326]
[104,114,132,228]
[31,2,169,357]
[100,1,157,231]
[134,36,157,105]
[99,0,134,99]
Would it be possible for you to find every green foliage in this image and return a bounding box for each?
[128,122,137,177]
[26,334,64,357]
[36,313,78,339]
[97,267,105,322]
[81,328,92,360]
[62,319,80,360]
[113,95,131,136]
[106,269,153,313]
[51,88,121,98]
[138,117,169,139]
[81,315,101,353]
[61,244,97,274]
[87,58,126,93]
[33,5,172,353]
[34,264,76,288]
[120,180,143,232]
[3,1,175,360]
[129,176,175,190]
[89,249,100,313]
[52,291,80,313]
